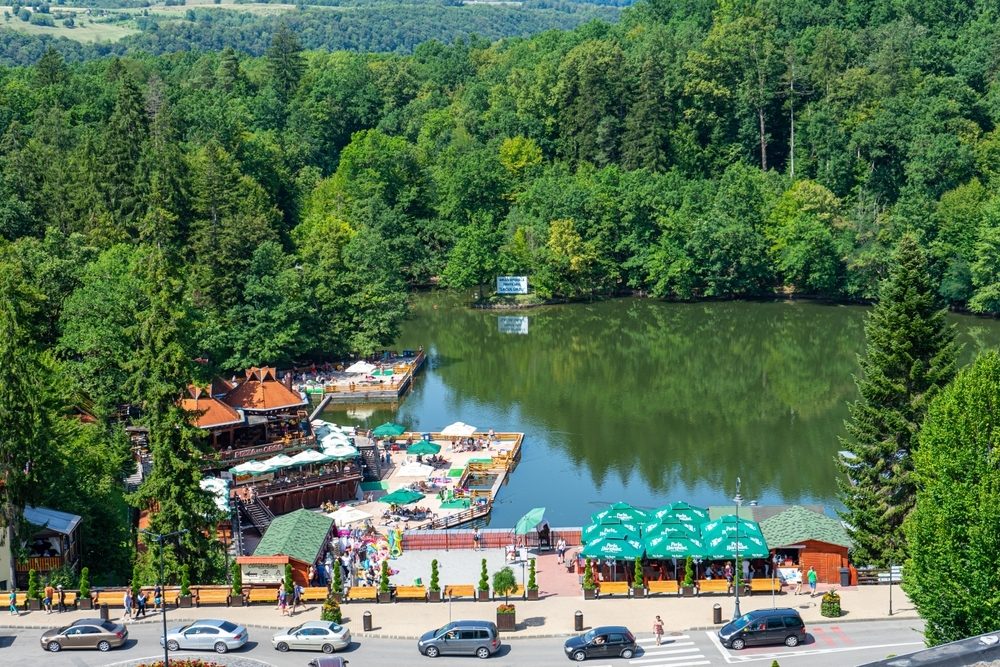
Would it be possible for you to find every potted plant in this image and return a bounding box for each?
[178,564,193,608]
[332,560,343,602]
[681,556,696,597]
[321,591,343,623]
[582,558,597,599]
[78,567,92,610]
[231,560,242,602]
[492,566,517,632]
[27,569,41,610]
[378,560,391,603]
[428,559,441,602]
[632,558,645,598]
[526,558,539,600]
[477,559,490,601]
[131,563,141,609]
[821,589,842,618]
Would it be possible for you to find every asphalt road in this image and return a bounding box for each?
[0,619,925,667]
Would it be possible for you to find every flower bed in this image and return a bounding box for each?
[135,660,222,667]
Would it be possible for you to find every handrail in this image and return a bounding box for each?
[254,469,362,497]
[423,502,492,530]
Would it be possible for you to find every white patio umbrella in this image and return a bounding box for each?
[229,460,275,476]
[288,449,333,466]
[262,454,296,469]
[320,432,351,448]
[441,421,477,437]
[345,361,376,374]
[321,443,359,460]
[396,462,434,478]
[329,506,371,525]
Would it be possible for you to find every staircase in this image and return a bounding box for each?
[357,442,382,481]
[124,457,153,492]
[238,497,275,533]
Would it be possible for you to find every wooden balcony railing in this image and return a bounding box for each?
[16,556,65,572]
[255,468,362,498]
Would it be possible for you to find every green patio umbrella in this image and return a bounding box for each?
[582,521,640,543]
[644,534,707,559]
[379,488,424,505]
[652,502,709,524]
[406,441,441,456]
[372,368,395,377]
[590,501,649,525]
[700,515,769,559]
[580,536,644,560]
[372,422,406,437]
[642,518,701,539]
[514,507,546,535]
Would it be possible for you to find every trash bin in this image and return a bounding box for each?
[574,610,584,632]
[840,567,850,587]
[712,603,722,625]
[99,603,109,622]
[363,610,373,632]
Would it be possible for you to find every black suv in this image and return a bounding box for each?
[718,608,806,650]
[563,626,637,661]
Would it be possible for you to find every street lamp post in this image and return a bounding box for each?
[141,529,188,667]
[733,478,744,621]
[771,554,780,608]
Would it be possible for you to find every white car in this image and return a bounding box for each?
[272,620,351,653]
[160,619,248,654]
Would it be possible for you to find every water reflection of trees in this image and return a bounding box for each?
[396,293,1000,501]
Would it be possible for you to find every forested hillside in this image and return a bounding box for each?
[3,0,1000,583]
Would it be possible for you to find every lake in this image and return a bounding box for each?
[323,292,1000,527]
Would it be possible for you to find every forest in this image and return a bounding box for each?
[2,0,1000,583]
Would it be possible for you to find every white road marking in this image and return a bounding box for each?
[630,661,710,667]
[703,630,923,663]
[638,647,700,656]
[638,635,691,643]
[630,654,709,664]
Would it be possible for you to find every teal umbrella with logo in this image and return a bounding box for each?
[582,520,641,543]
[379,488,424,505]
[652,502,709,524]
[644,534,707,559]
[580,536,644,560]
[700,515,769,559]
[372,422,406,437]
[642,518,701,539]
[590,501,649,525]
[406,441,441,456]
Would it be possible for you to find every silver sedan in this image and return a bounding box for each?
[272,620,351,653]
[160,619,249,654]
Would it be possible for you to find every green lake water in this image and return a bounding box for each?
[323,292,1000,528]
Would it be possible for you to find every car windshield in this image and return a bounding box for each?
[219,621,238,633]
[729,614,754,631]
[289,625,303,633]
[56,627,69,634]
[583,630,597,642]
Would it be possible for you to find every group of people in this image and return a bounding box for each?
[122,588,152,620]
[276,582,304,616]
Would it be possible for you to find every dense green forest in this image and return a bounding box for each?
[0,1,621,66]
[3,0,1000,582]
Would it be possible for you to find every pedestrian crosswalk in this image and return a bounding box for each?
[589,636,712,667]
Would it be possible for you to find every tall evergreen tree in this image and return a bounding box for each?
[837,234,958,566]
[266,24,305,105]
[100,74,149,238]
[903,351,1000,646]
[622,54,669,172]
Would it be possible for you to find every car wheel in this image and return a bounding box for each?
[477,647,490,659]
[621,648,634,659]
[322,643,335,654]
[97,640,111,652]
[214,642,228,654]
[785,635,800,647]
[166,640,180,652]
[46,641,61,653]
[731,638,746,650]
[573,649,587,661]
[276,642,289,652]
[425,646,440,658]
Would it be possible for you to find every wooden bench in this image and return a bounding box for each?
[243,588,277,605]
[194,589,231,607]
[647,580,680,596]
[598,581,631,597]
[698,579,731,595]
[395,585,427,601]
[493,585,525,601]
[748,579,782,595]
[346,586,379,602]
[301,587,329,602]
[444,585,477,600]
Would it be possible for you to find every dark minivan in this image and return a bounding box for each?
[718,608,806,650]
[563,626,637,661]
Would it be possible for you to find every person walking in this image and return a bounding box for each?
[556,537,568,565]
[57,585,66,613]
[292,583,303,614]
[136,590,147,618]
[153,584,163,613]
[43,583,54,614]
[9,588,18,616]
[277,585,288,616]
[653,615,664,646]
[123,589,133,621]
[472,527,482,551]
[807,566,818,597]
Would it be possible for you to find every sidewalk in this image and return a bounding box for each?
[0,548,920,639]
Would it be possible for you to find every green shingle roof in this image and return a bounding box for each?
[759,505,851,549]
[254,509,333,564]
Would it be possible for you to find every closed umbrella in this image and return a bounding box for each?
[406,441,441,456]
[372,422,406,438]
[580,536,644,560]
[379,488,424,505]
[514,507,546,535]
[590,501,649,524]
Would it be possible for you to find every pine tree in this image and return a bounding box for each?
[903,352,1000,645]
[266,23,305,105]
[837,234,958,566]
[100,73,149,236]
[622,54,669,172]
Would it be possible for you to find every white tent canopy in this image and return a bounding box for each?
[397,462,434,478]
[230,460,275,476]
[441,421,478,437]
[321,443,359,460]
[288,449,332,466]
[262,454,296,469]
[345,361,377,375]
[329,506,370,526]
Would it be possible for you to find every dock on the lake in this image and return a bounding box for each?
[298,349,426,404]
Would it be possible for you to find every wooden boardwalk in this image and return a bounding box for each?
[301,350,426,404]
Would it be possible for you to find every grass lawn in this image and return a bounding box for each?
[0,10,139,43]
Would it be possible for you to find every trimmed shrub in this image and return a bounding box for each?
[78,567,90,598]
[378,560,390,593]
[527,558,537,590]
[430,559,440,592]
[321,592,342,623]
[179,565,190,597]
[230,561,242,596]
[478,558,489,592]
[582,558,595,590]
[683,557,694,587]
[633,559,643,588]
[27,569,41,600]
[821,589,842,617]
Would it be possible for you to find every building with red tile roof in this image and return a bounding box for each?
[181,385,245,430]
[223,367,308,414]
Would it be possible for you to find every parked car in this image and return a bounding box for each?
[272,620,351,653]
[40,618,128,652]
[563,626,637,661]
[718,608,807,650]
[417,620,501,658]
[160,618,249,654]
[307,658,349,667]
